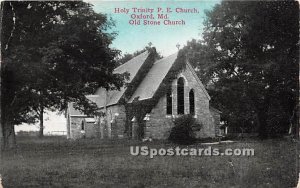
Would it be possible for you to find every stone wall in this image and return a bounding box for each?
[110,105,127,138]
[69,117,100,139]
[67,63,218,140]
[69,116,85,139]
[68,105,126,139]
[98,105,127,139]
[145,64,216,139]
[145,96,174,139]
[84,121,99,138]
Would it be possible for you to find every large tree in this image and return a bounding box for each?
[116,42,163,66]
[1,1,126,149]
[186,1,299,138]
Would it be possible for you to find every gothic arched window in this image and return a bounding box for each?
[177,77,185,114]
[81,121,85,131]
[189,89,195,115]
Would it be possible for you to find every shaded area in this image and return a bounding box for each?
[1,136,298,187]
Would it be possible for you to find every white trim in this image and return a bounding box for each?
[86,94,100,97]
[85,118,96,123]
[127,97,152,103]
[143,113,151,121]
[70,115,88,117]
[131,116,137,122]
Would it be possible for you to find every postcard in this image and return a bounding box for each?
[0,1,299,187]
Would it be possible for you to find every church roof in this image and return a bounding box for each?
[128,53,178,102]
[68,51,151,116]
[96,51,151,107]
[128,53,210,103]
[67,95,101,116]
[68,49,211,117]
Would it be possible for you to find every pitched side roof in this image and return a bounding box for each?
[68,103,83,116]
[68,95,100,116]
[128,53,178,103]
[68,50,212,116]
[95,51,151,108]
[114,51,150,77]
[210,106,222,114]
[128,53,211,103]
[68,51,151,116]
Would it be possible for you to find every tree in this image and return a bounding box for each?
[185,1,299,138]
[1,1,126,148]
[116,43,163,66]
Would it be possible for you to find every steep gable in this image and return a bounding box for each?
[67,95,102,116]
[128,53,178,102]
[186,61,210,100]
[67,49,210,116]
[95,51,151,107]
[94,48,158,108]
[128,52,210,103]
[68,51,154,116]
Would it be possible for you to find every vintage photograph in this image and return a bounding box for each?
[0,0,299,187]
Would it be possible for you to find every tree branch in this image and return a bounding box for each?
[5,2,16,51]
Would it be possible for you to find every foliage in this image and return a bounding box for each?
[125,99,153,139]
[123,47,160,138]
[123,47,158,101]
[168,114,202,144]
[152,49,187,105]
[116,43,163,66]
[184,1,299,138]
[1,1,126,145]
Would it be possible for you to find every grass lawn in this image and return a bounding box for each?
[0,136,298,188]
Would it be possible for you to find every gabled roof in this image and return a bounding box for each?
[68,103,83,116]
[128,53,178,102]
[186,61,210,100]
[68,95,100,116]
[68,51,151,116]
[128,52,210,103]
[95,51,150,107]
[68,49,212,116]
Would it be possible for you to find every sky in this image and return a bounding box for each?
[15,111,66,134]
[92,1,219,56]
[16,1,220,133]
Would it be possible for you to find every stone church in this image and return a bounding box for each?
[66,48,221,140]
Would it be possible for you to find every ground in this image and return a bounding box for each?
[0,136,298,188]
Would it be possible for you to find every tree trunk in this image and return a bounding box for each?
[257,111,268,139]
[294,105,299,139]
[3,120,16,149]
[254,92,271,139]
[0,121,4,151]
[39,106,44,137]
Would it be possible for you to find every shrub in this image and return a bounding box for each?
[168,114,202,145]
